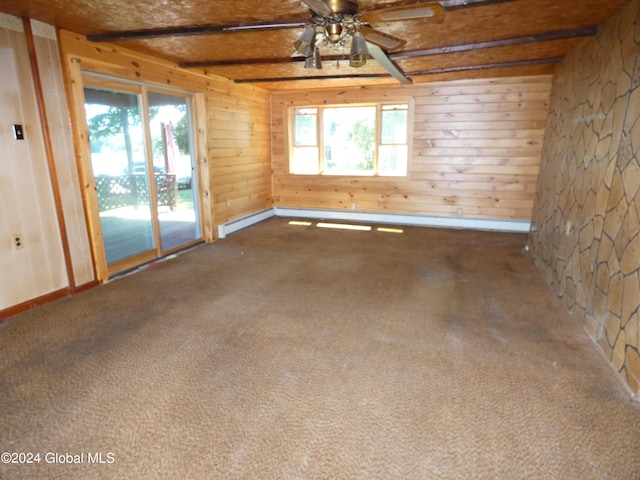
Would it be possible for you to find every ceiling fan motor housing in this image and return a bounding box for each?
[325,23,344,42]
[326,0,359,15]
[308,0,360,44]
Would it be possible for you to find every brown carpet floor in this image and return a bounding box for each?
[1,218,639,479]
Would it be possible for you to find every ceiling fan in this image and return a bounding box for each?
[87,0,447,84]
[292,0,444,81]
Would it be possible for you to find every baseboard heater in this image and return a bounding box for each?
[217,206,531,238]
[273,207,531,233]
[217,208,275,239]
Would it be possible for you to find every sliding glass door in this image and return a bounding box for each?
[147,91,199,251]
[83,76,201,276]
[84,86,157,266]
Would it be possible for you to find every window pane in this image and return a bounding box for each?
[147,91,200,252]
[294,109,317,147]
[381,106,408,144]
[323,106,375,175]
[291,146,319,174]
[84,88,156,264]
[379,145,408,176]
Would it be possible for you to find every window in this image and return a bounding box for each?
[291,108,319,175]
[82,74,201,278]
[290,103,409,176]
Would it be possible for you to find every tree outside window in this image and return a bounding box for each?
[290,103,409,176]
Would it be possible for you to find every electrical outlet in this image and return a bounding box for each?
[457,207,463,216]
[12,234,23,249]
[226,199,231,207]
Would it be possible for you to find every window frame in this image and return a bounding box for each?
[288,100,412,177]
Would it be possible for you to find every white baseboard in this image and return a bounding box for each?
[217,208,275,239]
[273,207,531,233]
[217,207,531,238]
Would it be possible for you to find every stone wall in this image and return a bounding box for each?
[530,0,640,394]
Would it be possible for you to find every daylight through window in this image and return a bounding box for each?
[290,103,409,176]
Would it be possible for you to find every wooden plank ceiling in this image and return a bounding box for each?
[0,0,631,90]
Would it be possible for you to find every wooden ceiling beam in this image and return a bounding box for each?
[235,73,397,84]
[180,55,351,69]
[233,57,561,84]
[86,18,308,42]
[179,28,593,69]
[408,56,562,76]
[85,0,518,42]
[439,0,518,10]
[355,0,517,13]
[391,27,598,59]
[232,56,559,84]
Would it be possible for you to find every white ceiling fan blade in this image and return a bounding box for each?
[361,3,445,24]
[300,0,335,17]
[360,26,407,52]
[366,43,412,84]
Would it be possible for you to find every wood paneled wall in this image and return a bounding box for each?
[271,75,552,221]
[0,17,68,310]
[58,30,272,280]
[207,80,272,226]
[0,21,271,312]
[32,22,94,287]
[530,0,640,394]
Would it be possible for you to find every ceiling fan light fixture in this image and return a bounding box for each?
[349,31,369,68]
[304,47,323,69]
[325,23,343,43]
[314,47,322,69]
[294,25,316,57]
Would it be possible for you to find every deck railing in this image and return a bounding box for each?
[96,174,177,212]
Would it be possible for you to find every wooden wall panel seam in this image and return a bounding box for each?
[271,75,552,221]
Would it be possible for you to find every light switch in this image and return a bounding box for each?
[13,124,24,140]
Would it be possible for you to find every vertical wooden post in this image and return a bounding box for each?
[58,55,106,282]
[194,92,213,242]
[139,87,163,255]
[23,18,77,291]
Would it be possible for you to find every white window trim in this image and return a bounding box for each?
[288,100,413,177]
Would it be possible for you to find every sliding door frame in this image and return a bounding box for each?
[66,65,205,281]
[146,85,203,254]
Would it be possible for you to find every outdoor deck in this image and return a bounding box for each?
[100,188,200,264]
